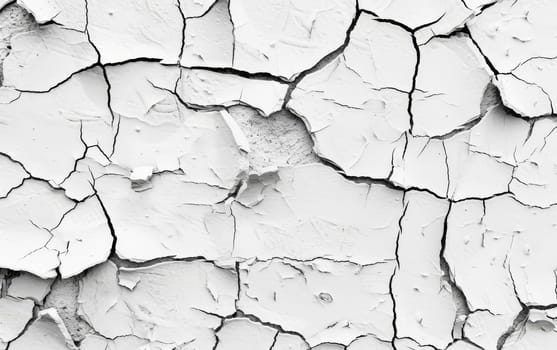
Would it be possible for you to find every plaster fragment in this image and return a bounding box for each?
[220,109,250,153]
[78,260,238,348]
[238,258,395,346]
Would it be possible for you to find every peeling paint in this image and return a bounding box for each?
[0,0,556,349]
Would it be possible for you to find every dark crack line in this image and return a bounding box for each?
[389,192,407,347]
[91,183,118,262]
[463,25,500,75]
[226,0,236,68]
[408,33,420,134]
[496,307,528,350]
[281,6,361,110]
[360,8,446,35]
[176,0,187,63]
[438,201,479,345]
[13,62,98,94]
[182,64,287,84]
[507,72,555,114]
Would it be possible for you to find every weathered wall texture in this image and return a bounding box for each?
[0,0,555,349]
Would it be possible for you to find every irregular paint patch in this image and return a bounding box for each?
[232,164,404,264]
[237,258,395,346]
[78,261,238,349]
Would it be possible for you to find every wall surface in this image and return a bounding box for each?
[0,0,555,349]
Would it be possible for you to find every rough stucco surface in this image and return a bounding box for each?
[0,0,556,349]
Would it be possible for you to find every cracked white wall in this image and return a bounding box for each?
[0,0,555,349]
